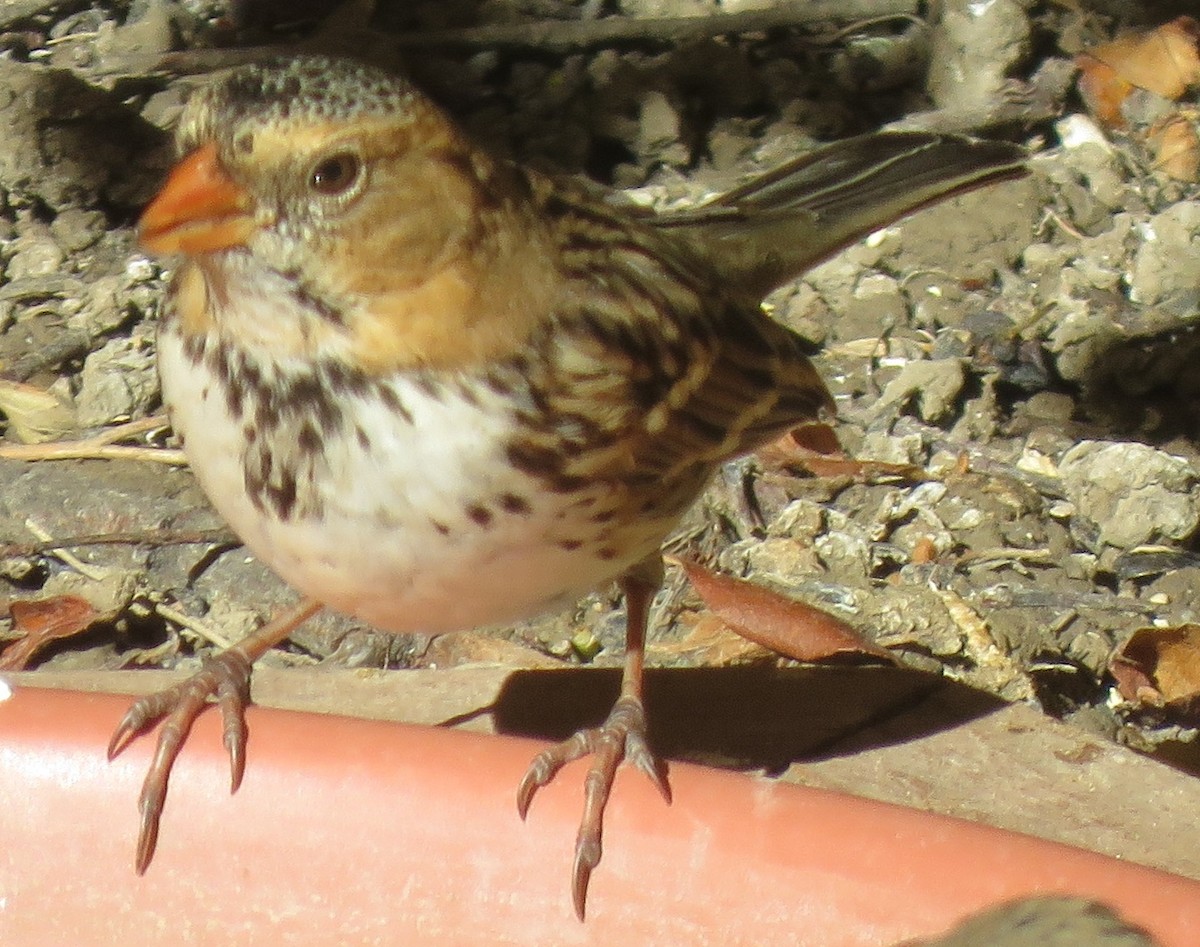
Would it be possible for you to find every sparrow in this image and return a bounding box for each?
[112,55,1026,919]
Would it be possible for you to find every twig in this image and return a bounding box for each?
[151,0,920,75]
[1040,207,1085,240]
[392,0,921,51]
[23,518,109,582]
[153,601,234,650]
[0,415,186,465]
[804,13,924,46]
[0,443,185,463]
[958,547,1056,569]
[0,527,237,558]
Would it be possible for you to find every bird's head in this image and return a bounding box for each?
[140,57,557,370]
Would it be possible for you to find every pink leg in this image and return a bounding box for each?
[516,558,670,919]
[108,599,323,872]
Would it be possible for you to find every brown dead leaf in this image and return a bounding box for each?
[1110,624,1200,715]
[673,558,893,664]
[649,611,772,666]
[1148,112,1200,181]
[0,379,76,444]
[1078,17,1200,127]
[0,595,99,670]
[1085,16,1200,98]
[1075,56,1135,128]
[757,422,925,483]
[784,421,843,455]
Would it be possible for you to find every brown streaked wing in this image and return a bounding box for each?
[524,179,834,496]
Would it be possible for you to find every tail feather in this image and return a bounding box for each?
[654,132,1027,299]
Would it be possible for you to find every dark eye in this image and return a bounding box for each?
[309,152,361,195]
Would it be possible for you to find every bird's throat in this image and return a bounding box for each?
[171,235,559,374]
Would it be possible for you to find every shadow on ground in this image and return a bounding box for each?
[491,665,1006,773]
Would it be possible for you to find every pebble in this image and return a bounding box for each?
[75,333,159,427]
[1058,441,1200,549]
[1127,201,1200,307]
[6,221,65,280]
[876,358,967,423]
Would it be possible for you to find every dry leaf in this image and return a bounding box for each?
[1148,112,1200,181]
[0,595,99,671]
[650,612,771,666]
[674,558,893,663]
[1084,16,1200,98]
[1110,624,1200,715]
[785,421,843,456]
[758,423,925,482]
[0,379,75,444]
[1077,17,1200,128]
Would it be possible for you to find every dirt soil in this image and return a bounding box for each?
[2,0,1200,853]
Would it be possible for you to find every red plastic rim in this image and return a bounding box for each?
[1,684,1197,945]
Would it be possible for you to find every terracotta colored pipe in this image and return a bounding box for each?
[1,684,1197,945]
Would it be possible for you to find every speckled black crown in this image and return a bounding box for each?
[176,56,417,152]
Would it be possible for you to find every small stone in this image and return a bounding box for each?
[744,537,821,583]
[1045,290,1123,383]
[767,499,824,540]
[547,638,573,659]
[636,91,688,167]
[6,222,65,280]
[570,628,602,662]
[707,121,752,171]
[125,256,157,282]
[1058,441,1200,549]
[858,430,928,465]
[928,0,1030,112]
[1023,391,1075,424]
[50,207,105,253]
[877,358,966,423]
[1021,241,1072,273]
[1128,201,1200,307]
[908,275,970,330]
[1016,448,1059,478]
[70,273,136,337]
[75,334,159,427]
[814,516,872,581]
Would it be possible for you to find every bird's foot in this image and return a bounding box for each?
[516,694,670,920]
[107,649,253,873]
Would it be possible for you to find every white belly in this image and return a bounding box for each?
[158,331,639,634]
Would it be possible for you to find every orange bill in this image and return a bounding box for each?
[138,142,259,255]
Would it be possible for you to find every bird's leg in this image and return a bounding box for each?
[517,556,670,920]
[107,598,323,872]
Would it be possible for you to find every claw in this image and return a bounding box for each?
[516,730,589,819]
[215,650,252,792]
[517,694,670,920]
[107,709,141,761]
[571,841,599,922]
[626,728,671,803]
[106,600,321,873]
[515,562,667,919]
[108,688,174,761]
[135,800,160,875]
[118,655,252,871]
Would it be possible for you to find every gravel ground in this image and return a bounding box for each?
[1,0,1199,769]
